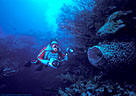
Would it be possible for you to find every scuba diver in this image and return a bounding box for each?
[37,40,69,69]
[24,40,73,70]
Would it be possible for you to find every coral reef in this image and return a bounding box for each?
[58,76,136,96]
[96,11,132,36]
[57,0,136,96]
[56,0,97,49]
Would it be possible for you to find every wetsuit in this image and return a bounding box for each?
[37,47,65,65]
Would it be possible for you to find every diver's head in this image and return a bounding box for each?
[50,40,59,52]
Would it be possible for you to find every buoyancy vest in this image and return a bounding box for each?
[44,51,61,60]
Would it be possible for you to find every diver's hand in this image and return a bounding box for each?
[66,48,74,53]
[64,53,68,61]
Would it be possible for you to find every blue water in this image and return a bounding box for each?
[0,0,77,57]
[0,0,73,37]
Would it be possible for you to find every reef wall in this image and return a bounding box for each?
[88,10,136,72]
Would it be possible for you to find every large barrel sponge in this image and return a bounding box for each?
[88,42,136,71]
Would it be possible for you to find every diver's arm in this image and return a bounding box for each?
[37,54,49,65]
[37,48,49,65]
[60,52,68,61]
[62,48,73,61]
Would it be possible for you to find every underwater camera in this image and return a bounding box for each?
[48,58,60,69]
